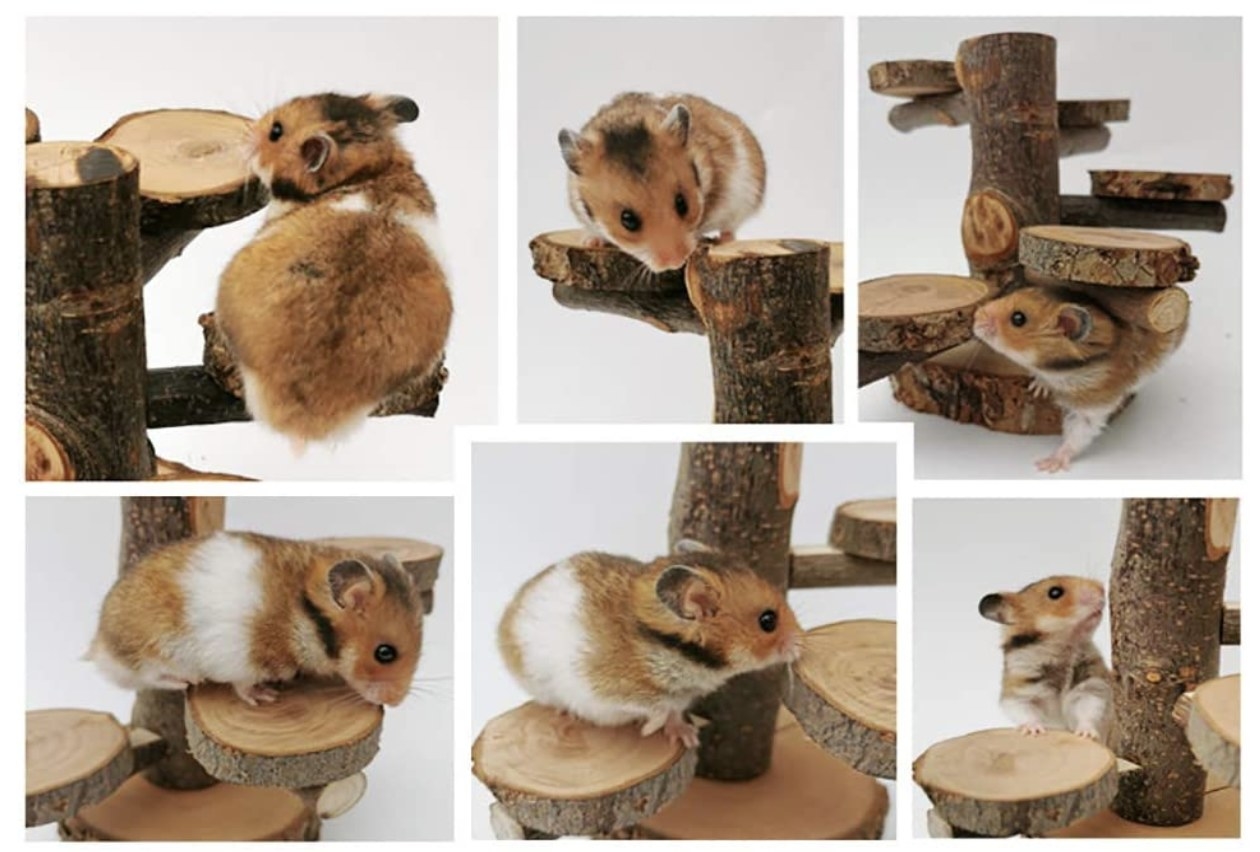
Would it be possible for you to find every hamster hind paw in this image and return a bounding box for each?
[233,681,280,706]
[662,711,701,749]
[1073,726,1100,740]
[1036,446,1074,474]
[1018,722,1047,736]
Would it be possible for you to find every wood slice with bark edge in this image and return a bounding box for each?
[1221,603,1240,645]
[1061,195,1227,233]
[859,273,992,353]
[913,728,1118,837]
[1175,676,1240,789]
[27,710,132,827]
[60,775,314,841]
[185,680,383,788]
[1048,785,1238,838]
[25,417,73,480]
[471,701,697,836]
[26,107,40,143]
[1091,170,1234,203]
[789,545,896,588]
[1020,225,1199,287]
[314,536,442,614]
[785,620,896,778]
[868,59,960,97]
[829,498,896,562]
[530,229,685,293]
[632,710,889,839]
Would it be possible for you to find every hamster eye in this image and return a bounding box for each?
[758,610,778,633]
[1010,310,1027,328]
[621,209,641,232]
[674,193,689,218]
[374,643,398,664]
[1047,586,1064,600]
[268,121,284,142]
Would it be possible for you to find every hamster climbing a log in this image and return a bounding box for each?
[979,576,1114,744]
[88,532,424,707]
[497,541,801,748]
[216,92,452,453]
[559,92,766,272]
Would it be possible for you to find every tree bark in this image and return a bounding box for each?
[1060,195,1227,233]
[868,59,959,97]
[550,281,705,334]
[1091,170,1233,203]
[1020,225,1198,287]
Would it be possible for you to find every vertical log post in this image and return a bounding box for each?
[667,442,801,780]
[956,33,1060,289]
[1109,498,1237,825]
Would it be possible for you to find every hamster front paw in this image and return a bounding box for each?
[1028,377,1053,399]
[233,681,280,706]
[1073,726,1100,740]
[1036,445,1075,474]
[1018,722,1047,736]
[663,711,701,749]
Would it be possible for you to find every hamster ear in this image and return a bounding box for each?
[301,133,333,174]
[1056,305,1094,341]
[329,559,374,612]
[656,565,720,620]
[367,94,420,124]
[662,103,690,146]
[979,593,1012,624]
[673,538,714,555]
[559,129,589,175]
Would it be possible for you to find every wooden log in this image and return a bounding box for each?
[1174,676,1239,788]
[829,498,896,562]
[1049,785,1238,838]
[868,59,959,97]
[913,728,1118,837]
[1221,603,1240,645]
[471,701,696,836]
[530,229,685,293]
[788,545,896,588]
[858,347,946,388]
[1029,278,1191,334]
[1060,195,1227,233]
[686,240,832,423]
[1091,170,1233,203]
[314,536,442,614]
[26,107,40,143]
[1059,100,1131,126]
[858,273,992,353]
[956,33,1060,287]
[26,142,151,481]
[1020,225,1199,287]
[889,95,1128,133]
[785,620,896,778]
[1110,498,1235,825]
[27,710,134,827]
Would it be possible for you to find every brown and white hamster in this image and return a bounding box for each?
[88,531,423,707]
[559,92,766,272]
[217,92,452,451]
[972,285,1186,473]
[979,575,1114,742]
[497,541,801,747]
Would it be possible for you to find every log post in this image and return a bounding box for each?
[956,33,1060,289]
[1109,498,1236,825]
[667,442,800,780]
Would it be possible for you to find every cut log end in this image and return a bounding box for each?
[1205,499,1239,560]
[868,59,960,97]
[97,110,254,199]
[962,191,1020,267]
[26,141,138,189]
[1180,675,1240,788]
[829,499,896,562]
[314,771,368,819]
[25,418,74,481]
[859,273,991,353]
[151,457,255,482]
[26,107,40,143]
[1091,170,1234,203]
[27,709,134,827]
[1020,225,1199,287]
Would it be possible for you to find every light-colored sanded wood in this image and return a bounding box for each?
[1205,498,1239,560]
[1020,225,1199,287]
[827,241,843,293]
[27,709,133,827]
[26,107,40,143]
[1221,602,1240,645]
[1091,170,1233,203]
[914,728,1118,836]
[1175,676,1239,788]
[926,808,956,837]
[315,771,367,819]
[185,680,383,788]
[785,620,896,778]
[472,701,696,836]
[859,273,991,353]
[530,229,685,293]
[1049,785,1239,838]
[26,141,138,188]
[26,417,72,481]
[789,544,896,588]
[829,498,896,562]
[1057,99,1131,127]
[61,774,313,840]
[635,711,889,839]
[150,457,255,481]
[889,95,1128,133]
[868,59,959,97]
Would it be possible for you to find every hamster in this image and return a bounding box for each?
[217,92,453,451]
[559,92,766,272]
[979,576,1114,743]
[972,284,1186,473]
[497,541,801,748]
[88,531,423,707]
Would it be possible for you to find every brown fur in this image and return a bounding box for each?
[95,538,198,669]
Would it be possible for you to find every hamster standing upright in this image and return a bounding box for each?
[497,542,801,747]
[979,575,1114,743]
[88,531,423,707]
[972,284,1186,473]
[217,92,452,451]
[559,92,766,272]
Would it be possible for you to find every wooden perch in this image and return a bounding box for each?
[550,282,705,333]
[859,273,991,354]
[27,710,140,827]
[1091,170,1233,203]
[889,94,1129,133]
[1221,603,1240,645]
[785,620,896,779]
[185,680,383,788]
[914,728,1119,837]
[1174,676,1239,788]
[788,545,896,588]
[26,107,40,143]
[315,536,442,614]
[1060,195,1227,233]
[471,701,697,837]
[829,499,896,562]
[859,347,949,388]
[1058,124,1111,158]
[868,59,959,97]
[1020,226,1199,288]
[531,229,685,293]
[1031,278,1190,334]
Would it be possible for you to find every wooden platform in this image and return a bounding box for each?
[27,709,133,827]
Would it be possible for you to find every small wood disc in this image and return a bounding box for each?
[1058,100,1130,128]
[829,499,896,562]
[26,141,137,188]
[1020,225,1199,287]
[786,620,896,778]
[26,107,40,143]
[1182,675,1240,788]
[530,229,685,293]
[185,680,383,788]
[27,709,133,827]
[859,274,991,354]
[914,728,1118,836]
[1091,170,1233,202]
[868,60,960,97]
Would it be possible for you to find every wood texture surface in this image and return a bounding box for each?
[888,94,1127,133]
[26,107,40,143]
[1091,170,1233,203]
[788,545,896,588]
[26,710,133,827]
[1176,676,1240,789]
[829,499,896,563]
[868,59,960,97]
[530,229,685,293]
[1048,785,1238,838]
[859,273,991,353]
[1027,277,1191,334]
[1221,603,1240,645]
[1020,225,1199,287]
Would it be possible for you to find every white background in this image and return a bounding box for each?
[913,498,1242,837]
[25,496,454,841]
[858,17,1242,479]
[517,17,845,424]
[469,440,897,838]
[26,17,499,481]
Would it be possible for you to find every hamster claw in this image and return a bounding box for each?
[1073,727,1100,740]
[1028,377,1053,399]
[662,711,701,749]
[717,230,735,244]
[1018,722,1046,736]
[288,437,309,457]
[233,682,280,706]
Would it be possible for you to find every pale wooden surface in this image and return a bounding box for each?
[1090,170,1233,202]
[859,273,990,353]
[1019,225,1199,287]
[1049,786,1239,838]
[27,709,133,826]
[1178,676,1240,788]
[829,498,896,562]
[315,771,367,819]
[828,241,843,293]
[96,109,252,201]
[26,141,137,187]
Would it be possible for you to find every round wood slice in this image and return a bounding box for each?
[27,141,138,188]
[785,620,896,778]
[1058,100,1130,128]
[890,340,1064,434]
[914,728,1118,837]
[829,499,896,562]
[473,701,696,836]
[634,711,889,839]
[314,536,442,593]
[97,109,266,230]
[1049,785,1238,838]
[869,60,960,97]
[315,771,367,819]
[530,229,685,293]
[859,274,991,353]
[1091,170,1233,203]
[1180,675,1240,788]
[1020,225,1199,287]
[26,107,40,143]
[26,417,73,481]
[27,710,133,827]
[60,775,312,841]
[185,680,383,788]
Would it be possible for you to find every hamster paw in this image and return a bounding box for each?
[1018,722,1047,736]
[288,437,309,457]
[233,682,280,706]
[1028,377,1053,399]
[1073,726,1100,740]
[1035,448,1074,473]
[663,712,701,749]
